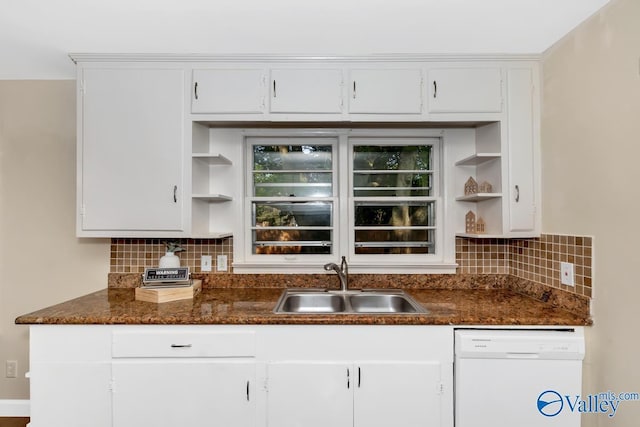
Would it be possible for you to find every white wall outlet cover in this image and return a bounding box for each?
[560,262,575,286]
[201,255,212,272]
[217,255,228,272]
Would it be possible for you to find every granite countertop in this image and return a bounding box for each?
[15,281,592,326]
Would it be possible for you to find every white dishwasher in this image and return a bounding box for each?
[455,329,585,427]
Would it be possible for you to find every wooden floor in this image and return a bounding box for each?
[0,418,29,427]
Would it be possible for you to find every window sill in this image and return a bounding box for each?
[232,262,458,274]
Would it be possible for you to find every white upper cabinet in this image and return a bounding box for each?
[427,68,502,113]
[269,68,344,114]
[507,67,537,233]
[191,68,266,114]
[348,69,423,114]
[79,67,185,236]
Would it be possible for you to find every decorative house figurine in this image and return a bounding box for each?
[465,211,476,234]
[476,217,486,234]
[478,181,493,193]
[464,177,478,195]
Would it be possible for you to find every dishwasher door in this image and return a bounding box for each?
[455,329,585,427]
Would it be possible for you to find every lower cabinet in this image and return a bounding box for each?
[28,325,453,427]
[29,361,112,427]
[267,361,443,427]
[112,360,255,427]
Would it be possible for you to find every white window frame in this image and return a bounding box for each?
[234,128,457,273]
[243,131,340,269]
[347,134,442,266]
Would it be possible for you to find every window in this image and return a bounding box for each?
[242,130,452,272]
[350,139,438,259]
[248,137,337,257]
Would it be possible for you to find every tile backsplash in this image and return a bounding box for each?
[110,238,233,274]
[111,233,593,298]
[456,234,593,297]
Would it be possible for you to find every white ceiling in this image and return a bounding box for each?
[0,0,611,79]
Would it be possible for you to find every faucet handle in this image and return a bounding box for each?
[340,256,348,274]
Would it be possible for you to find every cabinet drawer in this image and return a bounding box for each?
[112,330,255,358]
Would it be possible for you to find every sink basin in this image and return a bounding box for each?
[273,290,427,314]
[348,293,423,313]
[277,292,347,313]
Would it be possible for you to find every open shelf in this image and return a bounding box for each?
[190,231,233,239]
[192,194,233,202]
[456,233,505,239]
[192,153,232,165]
[455,193,502,202]
[455,152,501,166]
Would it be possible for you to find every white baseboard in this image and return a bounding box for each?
[0,399,29,416]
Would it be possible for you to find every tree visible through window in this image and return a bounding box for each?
[352,142,436,255]
[246,133,440,263]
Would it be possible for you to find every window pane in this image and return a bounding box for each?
[254,202,332,227]
[353,145,431,171]
[353,173,431,197]
[253,145,332,171]
[254,172,332,197]
[353,145,432,196]
[354,201,434,227]
[252,201,333,254]
[253,229,332,255]
[354,229,435,255]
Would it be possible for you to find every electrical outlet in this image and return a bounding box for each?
[217,255,228,272]
[560,262,575,286]
[6,360,17,378]
[201,255,212,272]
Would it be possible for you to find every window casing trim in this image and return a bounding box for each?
[236,128,457,273]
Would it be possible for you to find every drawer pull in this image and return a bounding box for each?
[170,344,192,348]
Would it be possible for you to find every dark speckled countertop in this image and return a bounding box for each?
[15,276,592,326]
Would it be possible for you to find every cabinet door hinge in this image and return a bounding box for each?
[80,79,85,96]
[80,204,86,216]
[437,382,444,395]
[109,379,115,393]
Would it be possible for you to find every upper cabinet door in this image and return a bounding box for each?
[80,67,184,233]
[192,69,266,114]
[427,68,502,113]
[348,69,423,114]
[269,69,344,114]
[507,67,537,233]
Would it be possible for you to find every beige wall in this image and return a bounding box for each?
[0,80,110,398]
[542,0,640,425]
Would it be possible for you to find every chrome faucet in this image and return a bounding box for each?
[324,256,349,292]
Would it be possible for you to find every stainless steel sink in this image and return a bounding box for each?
[348,293,423,313]
[278,292,347,313]
[273,289,427,314]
